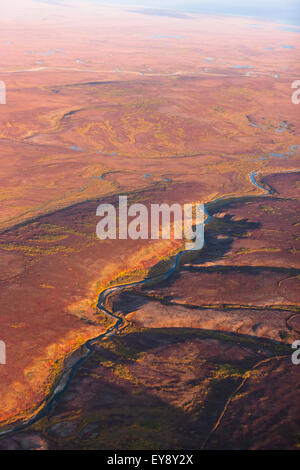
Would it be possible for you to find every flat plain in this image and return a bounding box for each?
[0,0,299,449]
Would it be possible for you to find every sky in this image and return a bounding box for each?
[85,0,300,25]
[32,0,300,25]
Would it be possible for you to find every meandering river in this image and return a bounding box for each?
[0,166,298,438]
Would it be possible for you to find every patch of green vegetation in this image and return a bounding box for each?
[260,205,277,214]
[40,223,95,239]
[27,233,69,243]
[235,247,280,255]
[214,363,246,379]
[112,364,138,384]
[0,242,76,256]
[99,337,144,362]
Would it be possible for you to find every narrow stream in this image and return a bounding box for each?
[0,167,297,438]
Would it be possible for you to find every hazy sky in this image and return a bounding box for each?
[32,0,300,25]
[87,0,300,25]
